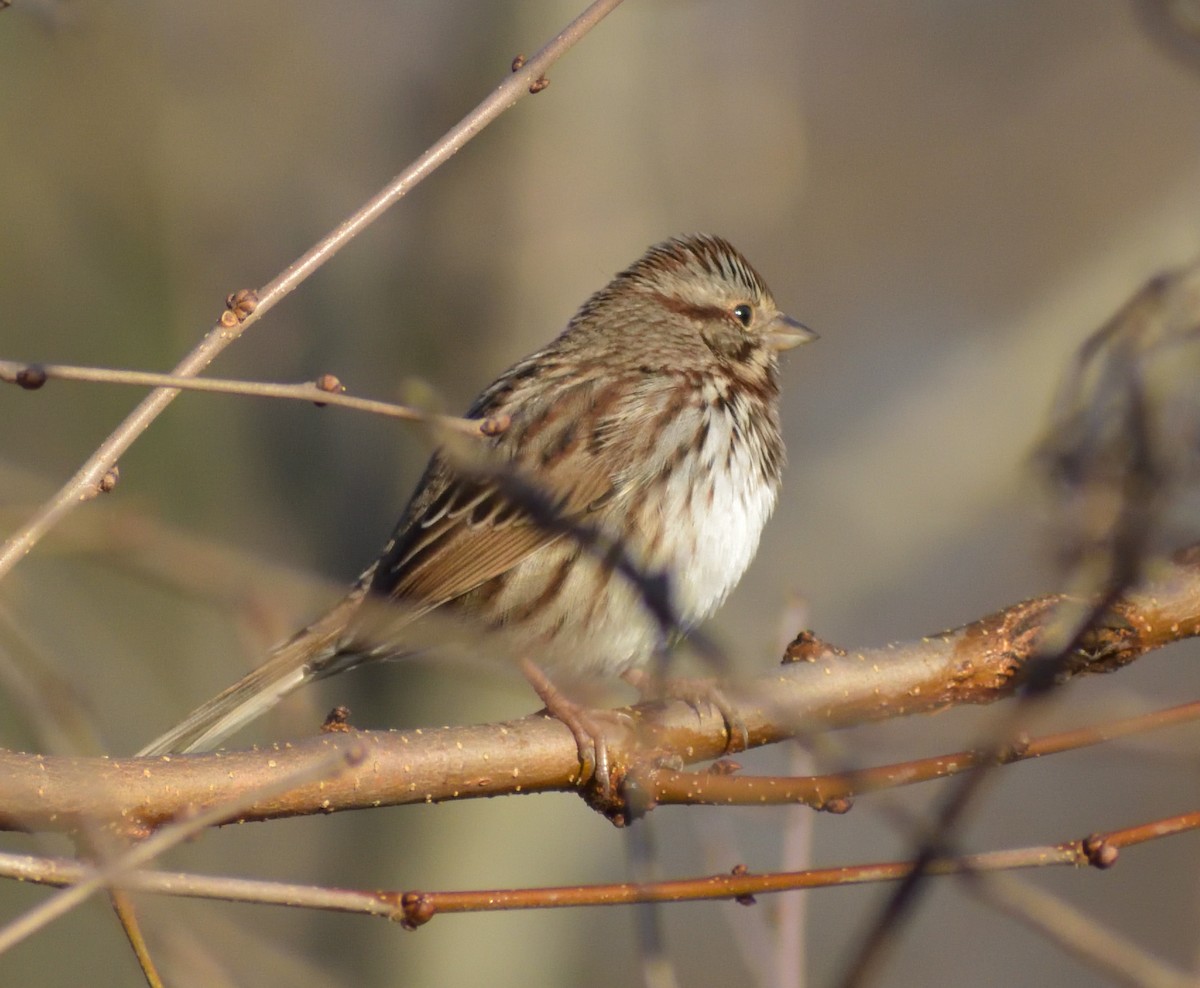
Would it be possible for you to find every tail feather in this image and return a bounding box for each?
[137,591,366,757]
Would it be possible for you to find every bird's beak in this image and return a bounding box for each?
[765,312,818,352]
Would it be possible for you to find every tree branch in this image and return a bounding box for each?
[0,360,492,437]
[643,698,1200,810]
[2,542,1197,834]
[2,810,1194,932]
[0,0,626,583]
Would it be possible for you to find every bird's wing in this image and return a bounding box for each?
[371,375,633,610]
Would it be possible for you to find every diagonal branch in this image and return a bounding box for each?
[0,0,626,584]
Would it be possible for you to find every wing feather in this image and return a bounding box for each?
[368,375,628,611]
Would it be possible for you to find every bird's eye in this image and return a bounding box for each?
[732,303,753,327]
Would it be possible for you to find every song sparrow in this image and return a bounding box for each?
[138,234,814,764]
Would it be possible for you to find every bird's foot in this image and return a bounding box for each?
[519,658,632,798]
[622,668,749,755]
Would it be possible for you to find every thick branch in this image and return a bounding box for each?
[1,544,1198,834]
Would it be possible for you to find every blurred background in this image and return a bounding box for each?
[2,1,1199,985]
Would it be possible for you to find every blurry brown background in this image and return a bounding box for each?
[2,2,1199,985]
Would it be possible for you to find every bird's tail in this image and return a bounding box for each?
[137,591,366,757]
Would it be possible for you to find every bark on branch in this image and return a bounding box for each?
[2,544,1197,834]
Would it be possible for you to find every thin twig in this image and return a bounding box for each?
[0,850,405,918]
[645,699,1200,808]
[0,360,486,436]
[0,0,626,584]
[2,810,1196,924]
[107,889,164,988]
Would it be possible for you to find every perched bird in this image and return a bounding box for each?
[138,235,814,767]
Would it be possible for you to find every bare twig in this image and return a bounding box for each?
[2,810,1196,927]
[393,811,1200,926]
[0,848,402,916]
[107,889,164,988]
[0,0,626,584]
[0,360,488,436]
[644,699,1200,809]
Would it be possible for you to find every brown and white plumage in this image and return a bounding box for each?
[138,235,813,757]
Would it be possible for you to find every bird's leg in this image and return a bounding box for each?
[519,657,613,792]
